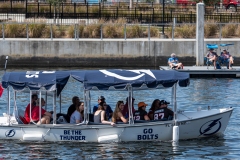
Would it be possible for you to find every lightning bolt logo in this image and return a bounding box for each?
[5,129,16,137]
[99,69,156,81]
[199,118,222,136]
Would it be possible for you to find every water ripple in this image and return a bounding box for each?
[0,70,240,159]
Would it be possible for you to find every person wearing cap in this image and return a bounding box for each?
[220,49,234,69]
[93,96,113,120]
[206,48,218,70]
[122,97,136,119]
[154,100,173,120]
[133,102,150,121]
[168,53,183,70]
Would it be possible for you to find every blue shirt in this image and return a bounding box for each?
[168,57,179,64]
[93,104,113,119]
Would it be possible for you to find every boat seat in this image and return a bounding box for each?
[14,108,28,124]
[57,116,68,124]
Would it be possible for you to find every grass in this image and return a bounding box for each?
[1,18,240,39]
[174,24,196,38]
[222,24,238,38]
[204,20,218,37]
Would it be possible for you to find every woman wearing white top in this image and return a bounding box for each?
[70,102,84,124]
[94,102,115,126]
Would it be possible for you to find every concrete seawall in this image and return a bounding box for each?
[0,38,239,68]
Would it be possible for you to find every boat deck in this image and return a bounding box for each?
[159,66,240,78]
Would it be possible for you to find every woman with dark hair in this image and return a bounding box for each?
[148,99,160,120]
[112,101,128,123]
[70,101,84,124]
[94,102,115,126]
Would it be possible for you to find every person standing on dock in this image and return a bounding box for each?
[168,53,183,70]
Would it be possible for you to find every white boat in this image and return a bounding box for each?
[0,69,233,142]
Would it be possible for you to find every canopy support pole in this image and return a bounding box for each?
[172,83,179,145]
[59,93,62,113]
[127,84,134,125]
[53,90,57,125]
[7,87,10,125]
[39,91,42,125]
[13,90,16,115]
[83,89,90,124]
[29,90,33,124]
[45,91,47,111]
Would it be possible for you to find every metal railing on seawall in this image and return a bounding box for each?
[0,21,240,41]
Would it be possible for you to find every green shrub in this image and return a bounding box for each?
[175,24,195,38]
[221,24,237,37]
[5,23,26,38]
[0,25,2,37]
[205,21,218,37]
[28,23,47,38]
[41,25,63,38]
[126,25,143,38]
[78,25,85,38]
[103,24,117,38]
[83,24,101,38]
[236,25,240,37]
[150,26,159,38]
[66,25,75,38]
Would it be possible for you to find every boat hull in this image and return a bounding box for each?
[0,108,233,142]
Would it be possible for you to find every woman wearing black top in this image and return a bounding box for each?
[134,102,150,121]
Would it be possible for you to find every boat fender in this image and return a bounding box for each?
[172,126,179,142]
[98,134,118,143]
[23,134,44,141]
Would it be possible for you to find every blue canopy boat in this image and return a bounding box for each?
[0,69,233,143]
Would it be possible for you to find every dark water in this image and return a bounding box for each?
[0,70,240,159]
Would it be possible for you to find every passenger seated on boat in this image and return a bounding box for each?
[148,99,160,120]
[70,101,84,124]
[219,49,234,69]
[66,96,80,123]
[134,102,150,121]
[94,102,115,126]
[112,101,128,124]
[31,98,52,124]
[122,97,135,118]
[168,53,183,70]
[154,100,173,121]
[205,48,218,70]
[93,96,113,120]
[24,94,38,124]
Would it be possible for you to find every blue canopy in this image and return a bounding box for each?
[220,43,234,47]
[2,71,70,95]
[2,70,190,94]
[206,44,218,49]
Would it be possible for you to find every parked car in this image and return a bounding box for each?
[176,0,196,5]
[215,0,240,12]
